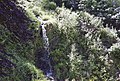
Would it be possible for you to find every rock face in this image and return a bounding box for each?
[0,0,33,42]
[35,48,51,75]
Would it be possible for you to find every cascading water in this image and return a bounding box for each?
[37,17,53,80]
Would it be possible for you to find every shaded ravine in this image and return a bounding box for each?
[37,17,54,80]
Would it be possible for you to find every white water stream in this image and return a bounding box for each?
[38,17,53,80]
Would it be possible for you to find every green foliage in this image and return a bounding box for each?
[0,23,46,80]
[1,0,120,81]
[56,8,78,35]
[110,43,120,68]
[50,32,71,80]
[48,2,57,10]
[41,0,57,10]
[100,28,117,48]
[0,62,46,81]
[48,8,79,80]
[0,24,45,81]
[79,11,103,28]
[13,63,46,81]
[111,48,120,62]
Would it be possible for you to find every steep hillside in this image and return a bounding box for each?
[0,0,120,81]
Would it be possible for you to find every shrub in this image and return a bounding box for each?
[14,63,46,81]
[48,2,56,10]
[41,0,56,10]
[100,28,117,48]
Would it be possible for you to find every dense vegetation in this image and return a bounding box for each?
[0,0,120,81]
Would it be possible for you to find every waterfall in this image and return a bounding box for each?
[38,17,53,80]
